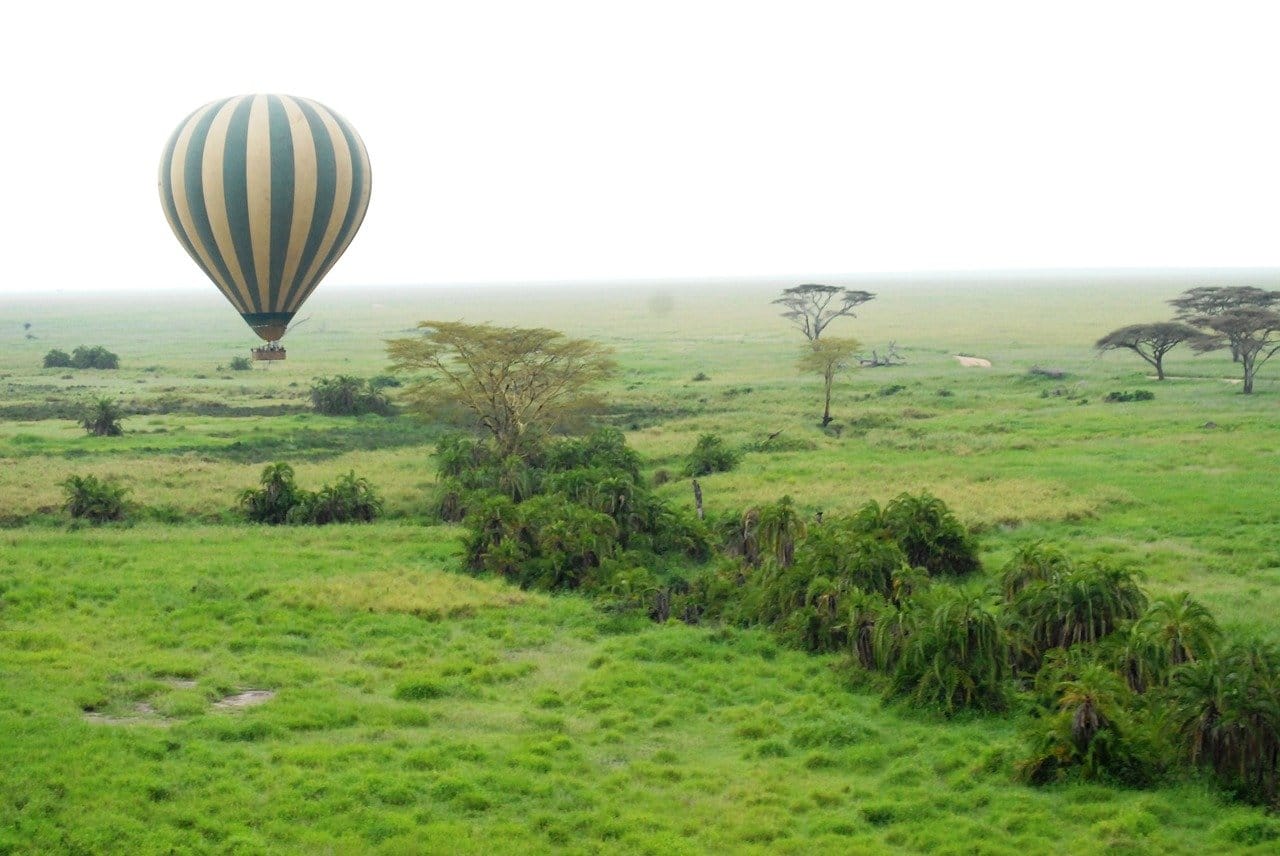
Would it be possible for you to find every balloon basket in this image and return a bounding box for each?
[252,347,286,361]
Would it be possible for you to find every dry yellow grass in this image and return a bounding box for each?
[278,567,533,618]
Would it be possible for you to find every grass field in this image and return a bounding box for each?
[4,272,1280,852]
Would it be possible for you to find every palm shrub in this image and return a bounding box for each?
[546,427,642,481]
[791,518,907,601]
[292,471,383,524]
[80,398,124,436]
[1008,560,1147,668]
[1102,592,1221,694]
[883,587,1009,714]
[747,522,907,654]
[1017,661,1163,786]
[1139,592,1219,669]
[515,495,618,590]
[240,463,302,524]
[1000,541,1072,600]
[753,495,806,568]
[1171,641,1280,805]
[310,375,392,416]
[853,492,979,577]
[847,590,885,669]
[62,475,130,523]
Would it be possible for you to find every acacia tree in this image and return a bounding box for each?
[1170,287,1280,362]
[1192,308,1280,393]
[798,336,860,426]
[387,321,617,456]
[1094,322,1208,380]
[774,284,875,341]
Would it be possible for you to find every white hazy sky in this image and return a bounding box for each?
[3,0,1280,295]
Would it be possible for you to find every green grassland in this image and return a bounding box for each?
[3,275,1280,852]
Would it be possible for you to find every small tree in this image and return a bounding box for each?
[228,355,253,371]
[798,336,860,426]
[1094,322,1208,380]
[773,284,875,341]
[1192,308,1280,393]
[387,321,617,458]
[80,399,124,436]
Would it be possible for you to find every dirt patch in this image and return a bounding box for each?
[83,702,171,727]
[953,355,992,368]
[213,689,275,709]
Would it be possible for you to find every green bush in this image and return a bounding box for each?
[70,345,120,369]
[683,433,740,477]
[240,463,383,525]
[1007,559,1147,668]
[1172,641,1280,805]
[882,587,1009,714]
[62,474,130,523]
[43,348,72,368]
[309,375,392,416]
[290,472,384,524]
[456,429,708,593]
[854,492,980,577]
[240,463,303,525]
[228,355,253,371]
[79,398,125,436]
[1017,660,1163,786]
[1104,390,1155,403]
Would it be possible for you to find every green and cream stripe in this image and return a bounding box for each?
[158,94,372,341]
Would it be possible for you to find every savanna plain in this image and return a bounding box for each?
[3,276,1280,854]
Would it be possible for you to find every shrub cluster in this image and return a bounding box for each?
[683,492,996,711]
[439,428,708,597]
[62,475,130,523]
[240,463,383,525]
[44,345,120,369]
[1104,389,1155,403]
[667,496,1280,803]
[309,375,393,416]
[683,433,740,477]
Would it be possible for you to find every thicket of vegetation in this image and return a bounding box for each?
[434,428,708,600]
[240,462,383,525]
[309,375,394,416]
[43,345,120,369]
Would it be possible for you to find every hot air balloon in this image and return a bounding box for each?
[158,94,371,359]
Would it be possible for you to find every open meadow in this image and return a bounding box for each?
[3,273,1280,853]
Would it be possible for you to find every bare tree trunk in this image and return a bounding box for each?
[691,479,704,519]
[821,370,833,426]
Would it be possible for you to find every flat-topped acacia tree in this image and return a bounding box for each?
[1192,307,1280,394]
[387,321,617,457]
[774,284,875,341]
[1169,286,1280,362]
[1094,322,1209,380]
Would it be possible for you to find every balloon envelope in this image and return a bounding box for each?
[159,94,371,341]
